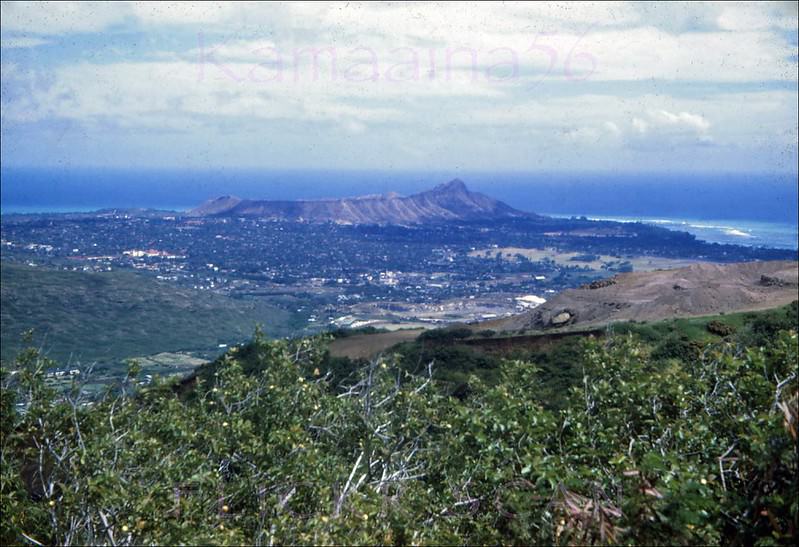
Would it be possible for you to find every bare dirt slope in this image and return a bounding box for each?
[491,260,798,332]
[328,329,425,360]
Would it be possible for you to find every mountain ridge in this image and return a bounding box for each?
[188,179,535,224]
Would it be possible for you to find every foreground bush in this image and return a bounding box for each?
[1,328,796,545]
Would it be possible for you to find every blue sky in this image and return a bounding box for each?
[1,1,797,173]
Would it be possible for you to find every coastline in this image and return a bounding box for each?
[544,213,799,251]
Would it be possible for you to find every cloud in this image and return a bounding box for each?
[624,109,713,148]
[170,28,797,88]
[0,1,129,35]
[603,121,621,135]
[461,91,797,153]
[128,1,239,25]
[187,39,279,62]
[716,2,798,31]
[632,117,649,134]
[648,109,710,132]
[1,2,796,172]
[2,3,796,83]
[0,60,424,135]
[0,36,49,48]
[0,1,247,34]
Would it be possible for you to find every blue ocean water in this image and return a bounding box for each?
[546,214,798,250]
[1,167,797,249]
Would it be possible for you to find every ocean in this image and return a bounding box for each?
[545,214,798,251]
[1,167,797,250]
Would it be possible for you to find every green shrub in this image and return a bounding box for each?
[3,321,797,545]
[417,327,473,342]
[706,320,736,337]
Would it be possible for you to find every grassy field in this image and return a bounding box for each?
[1,262,303,366]
[611,309,764,343]
[467,246,701,272]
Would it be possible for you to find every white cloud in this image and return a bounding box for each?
[8,58,790,158]
[1,60,435,134]
[560,126,603,144]
[716,2,798,31]
[541,26,796,82]
[1,2,796,171]
[128,1,238,25]
[2,2,795,82]
[621,109,713,145]
[0,1,247,34]
[176,22,797,84]
[0,1,129,35]
[0,36,49,48]
[462,91,797,151]
[632,117,649,134]
[603,121,621,135]
[187,39,278,61]
[649,109,711,132]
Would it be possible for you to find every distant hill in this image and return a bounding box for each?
[188,179,535,224]
[0,262,302,365]
[486,260,799,332]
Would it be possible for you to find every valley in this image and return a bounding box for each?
[0,262,301,380]
[1,180,796,381]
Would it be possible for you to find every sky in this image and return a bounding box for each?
[1,1,797,174]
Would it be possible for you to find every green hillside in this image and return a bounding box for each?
[0,262,303,365]
[2,304,796,545]
[317,302,798,407]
